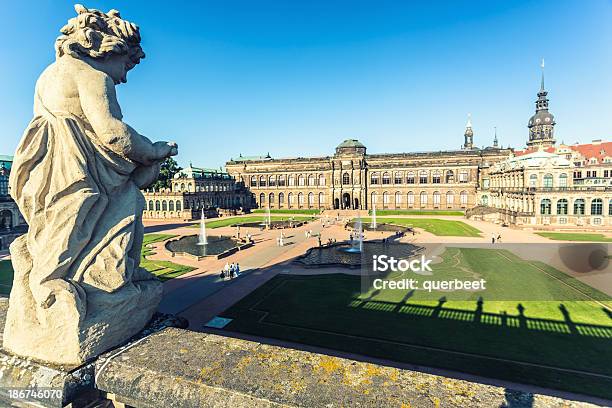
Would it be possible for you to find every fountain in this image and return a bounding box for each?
[266,206,272,227]
[342,215,363,253]
[371,204,377,230]
[197,209,208,246]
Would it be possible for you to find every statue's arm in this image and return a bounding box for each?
[77,71,173,165]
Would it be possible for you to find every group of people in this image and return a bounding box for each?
[276,231,286,247]
[491,232,502,244]
[220,261,241,280]
[304,229,314,238]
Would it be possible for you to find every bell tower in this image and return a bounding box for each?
[463,113,474,150]
[527,60,556,148]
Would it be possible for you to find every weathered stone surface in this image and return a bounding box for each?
[95,328,602,408]
[0,349,96,408]
[4,4,177,366]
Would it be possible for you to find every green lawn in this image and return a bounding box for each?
[370,210,465,216]
[357,217,481,237]
[222,247,612,398]
[0,260,13,296]
[536,232,612,242]
[252,208,321,215]
[141,234,196,281]
[192,215,315,229]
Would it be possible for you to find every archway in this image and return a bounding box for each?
[342,193,351,209]
[0,210,12,230]
[353,198,359,210]
[334,198,340,210]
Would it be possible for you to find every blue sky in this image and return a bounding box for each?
[1,1,610,168]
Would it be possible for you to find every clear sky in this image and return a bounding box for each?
[1,1,610,168]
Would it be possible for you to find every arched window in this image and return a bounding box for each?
[407,191,415,207]
[574,199,585,215]
[432,171,441,184]
[543,174,553,189]
[259,176,266,187]
[278,175,286,186]
[383,191,389,205]
[319,192,325,206]
[308,174,315,186]
[269,193,275,208]
[148,200,154,211]
[188,184,193,192]
[460,191,468,206]
[371,192,378,204]
[308,192,315,207]
[459,170,469,183]
[298,175,305,186]
[395,192,402,207]
[288,192,294,207]
[155,200,161,211]
[529,174,537,188]
[406,171,415,184]
[342,172,350,185]
[591,198,603,215]
[176,201,182,211]
[420,191,427,206]
[382,172,390,185]
[540,199,552,215]
[371,173,379,185]
[278,192,285,208]
[558,173,568,188]
[288,175,295,186]
[269,175,276,186]
[180,183,185,191]
[394,172,403,184]
[433,191,441,206]
[446,191,454,206]
[557,199,568,215]
[169,200,174,211]
[259,193,265,205]
[298,192,305,206]
[445,171,455,183]
[609,199,612,216]
[319,174,325,186]
[419,171,428,184]
[481,195,489,206]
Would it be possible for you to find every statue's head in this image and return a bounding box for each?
[55,4,145,84]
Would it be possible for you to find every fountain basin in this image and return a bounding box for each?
[296,241,421,269]
[165,235,249,260]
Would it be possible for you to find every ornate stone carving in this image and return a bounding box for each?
[3,4,177,365]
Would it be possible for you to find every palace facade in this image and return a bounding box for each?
[142,164,254,220]
[226,138,512,212]
[0,155,27,250]
[471,68,612,227]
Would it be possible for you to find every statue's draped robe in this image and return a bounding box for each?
[4,92,161,364]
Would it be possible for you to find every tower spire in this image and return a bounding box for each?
[493,126,498,148]
[463,113,474,150]
[540,58,545,91]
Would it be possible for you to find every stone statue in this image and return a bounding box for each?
[4,4,177,365]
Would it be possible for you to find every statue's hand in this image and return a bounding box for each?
[153,141,179,160]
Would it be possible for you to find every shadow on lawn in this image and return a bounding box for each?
[220,273,612,399]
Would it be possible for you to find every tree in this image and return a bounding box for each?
[151,157,182,190]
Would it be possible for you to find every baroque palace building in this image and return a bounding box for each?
[141,164,254,220]
[0,155,27,250]
[473,67,612,227]
[226,135,512,212]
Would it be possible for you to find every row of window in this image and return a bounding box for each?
[174,183,232,193]
[258,191,470,206]
[539,198,612,216]
[249,170,471,188]
[369,170,469,185]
